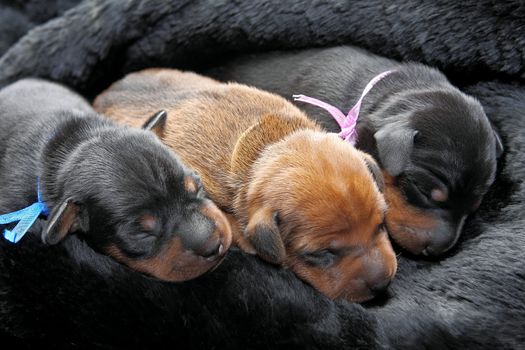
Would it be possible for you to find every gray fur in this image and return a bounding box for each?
[0,1,523,348]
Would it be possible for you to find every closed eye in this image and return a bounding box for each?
[133,231,157,243]
[408,181,431,204]
[301,249,339,267]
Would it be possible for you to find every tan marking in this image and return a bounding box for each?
[431,188,448,202]
[105,236,224,282]
[140,214,157,232]
[200,200,233,251]
[383,173,438,254]
[184,176,198,193]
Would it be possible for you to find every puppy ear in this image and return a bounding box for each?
[231,114,312,177]
[361,154,385,193]
[142,110,167,138]
[42,198,89,245]
[493,128,504,158]
[244,207,286,265]
[374,123,418,176]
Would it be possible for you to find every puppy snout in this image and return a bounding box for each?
[367,275,392,295]
[421,241,449,257]
[421,215,467,256]
[199,200,232,255]
[193,236,224,258]
[351,245,396,301]
[363,257,395,295]
[342,263,394,302]
[178,200,231,259]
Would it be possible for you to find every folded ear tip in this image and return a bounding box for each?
[142,110,168,134]
[42,198,82,245]
[493,129,504,158]
[152,110,168,123]
[247,223,286,265]
[41,232,61,245]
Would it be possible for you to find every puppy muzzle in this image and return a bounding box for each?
[180,200,233,260]
[422,214,467,256]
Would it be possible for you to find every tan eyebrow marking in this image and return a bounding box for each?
[431,188,448,202]
[184,176,198,193]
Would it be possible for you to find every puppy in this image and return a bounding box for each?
[0,78,232,282]
[208,46,503,257]
[94,68,397,302]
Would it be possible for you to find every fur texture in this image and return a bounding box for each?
[0,0,81,56]
[207,45,502,257]
[0,0,524,348]
[0,0,524,95]
[0,78,232,283]
[94,68,396,302]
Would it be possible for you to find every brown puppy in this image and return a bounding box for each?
[94,69,397,302]
[208,46,503,257]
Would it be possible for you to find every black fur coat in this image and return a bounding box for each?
[0,1,523,349]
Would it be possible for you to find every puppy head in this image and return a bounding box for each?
[371,90,502,256]
[42,111,232,281]
[240,130,397,302]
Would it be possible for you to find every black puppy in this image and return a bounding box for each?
[209,46,503,256]
[0,78,232,280]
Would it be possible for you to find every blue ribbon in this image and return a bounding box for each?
[0,181,49,244]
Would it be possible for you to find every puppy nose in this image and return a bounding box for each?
[194,237,224,258]
[422,215,467,256]
[200,200,233,253]
[368,278,392,294]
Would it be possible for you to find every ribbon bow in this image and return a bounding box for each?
[0,181,49,243]
[293,70,395,146]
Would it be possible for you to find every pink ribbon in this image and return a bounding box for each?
[293,70,395,146]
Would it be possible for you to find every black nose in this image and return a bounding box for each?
[368,278,392,294]
[422,242,449,257]
[194,237,223,258]
[422,215,467,257]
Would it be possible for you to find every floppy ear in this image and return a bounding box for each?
[42,198,89,245]
[361,154,385,193]
[142,110,167,138]
[231,114,312,177]
[244,207,285,265]
[493,128,504,158]
[374,123,418,176]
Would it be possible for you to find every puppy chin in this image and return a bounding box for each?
[390,217,464,257]
[386,221,432,255]
[136,251,229,282]
[382,174,442,255]
[384,191,463,257]
[105,240,229,282]
[290,267,388,303]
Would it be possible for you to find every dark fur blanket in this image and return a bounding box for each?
[0,0,80,56]
[0,0,524,349]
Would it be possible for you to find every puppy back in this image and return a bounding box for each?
[94,69,319,209]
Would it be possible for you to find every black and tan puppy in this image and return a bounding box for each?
[94,69,397,302]
[209,46,503,257]
[0,78,232,281]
